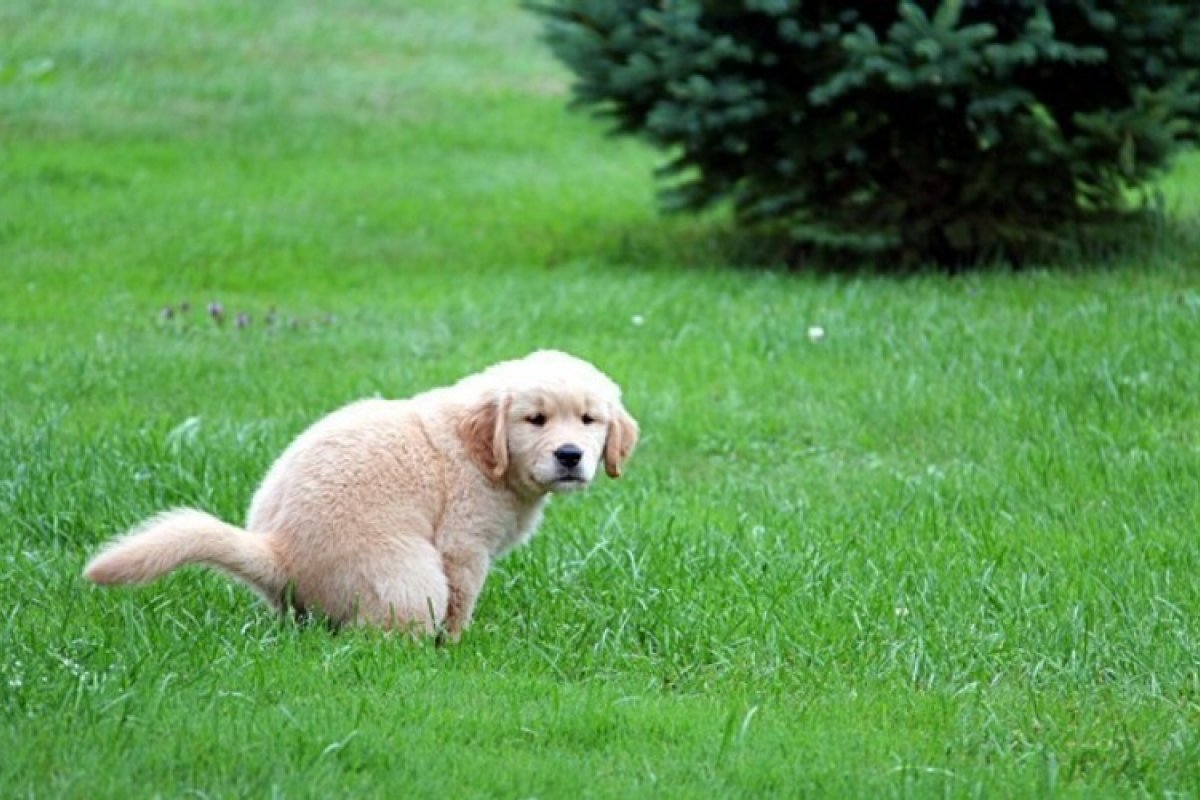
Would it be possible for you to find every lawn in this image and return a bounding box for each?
[3,1,1200,796]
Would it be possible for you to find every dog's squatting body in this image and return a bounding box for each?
[82,351,638,636]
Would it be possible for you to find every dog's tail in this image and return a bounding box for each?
[82,509,287,605]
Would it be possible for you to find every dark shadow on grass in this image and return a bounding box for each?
[561,207,1200,279]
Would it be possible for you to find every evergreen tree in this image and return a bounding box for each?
[530,0,1200,264]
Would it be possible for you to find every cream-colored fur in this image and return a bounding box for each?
[83,350,638,636]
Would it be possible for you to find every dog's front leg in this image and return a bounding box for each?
[440,543,490,641]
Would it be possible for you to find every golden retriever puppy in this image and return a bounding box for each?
[83,350,638,637]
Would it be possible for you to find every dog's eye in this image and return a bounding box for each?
[526,413,547,427]
[582,414,596,425]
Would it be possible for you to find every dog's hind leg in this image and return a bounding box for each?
[344,539,450,635]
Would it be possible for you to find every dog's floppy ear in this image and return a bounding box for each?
[604,403,639,479]
[460,393,511,480]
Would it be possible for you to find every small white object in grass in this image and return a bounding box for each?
[631,314,645,326]
[807,325,825,342]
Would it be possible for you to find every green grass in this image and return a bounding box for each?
[4,1,1200,796]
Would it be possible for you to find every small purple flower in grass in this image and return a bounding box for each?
[208,302,224,323]
[160,306,175,321]
[236,313,250,329]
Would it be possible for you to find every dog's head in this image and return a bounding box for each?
[459,351,638,496]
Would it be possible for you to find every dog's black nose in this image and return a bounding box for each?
[554,444,583,468]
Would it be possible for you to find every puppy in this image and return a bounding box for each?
[83,350,638,637]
